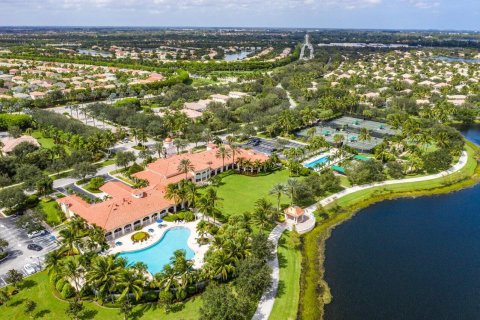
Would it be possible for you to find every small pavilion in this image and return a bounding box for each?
[284,206,305,225]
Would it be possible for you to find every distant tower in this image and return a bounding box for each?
[164,137,176,157]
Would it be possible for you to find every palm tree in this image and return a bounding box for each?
[333,134,345,146]
[306,127,317,141]
[196,196,210,221]
[45,249,63,276]
[286,178,300,205]
[253,198,274,231]
[359,128,371,142]
[196,220,209,243]
[88,226,108,252]
[61,258,83,299]
[165,183,182,207]
[270,183,288,212]
[86,255,125,302]
[215,145,232,169]
[229,143,242,168]
[236,157,246,172]
[59,228,78,255]
[177,159,194,180]
[173,138,188,154]
[209,250,235,281]
[153,141,165,158]
[202,129,213,145]
[183,180,199,208]
[154,264,179,291]
[116,270,144,302]
[253,159,263,173]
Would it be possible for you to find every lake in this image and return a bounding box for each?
[323,126,480,320]
[224,50,253,61]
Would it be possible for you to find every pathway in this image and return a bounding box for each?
[319,150,468,207]
[252,150,469,320]
[276,83,297,109]
[252,224,285,320]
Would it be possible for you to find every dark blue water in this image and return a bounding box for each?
[324,126,480,320]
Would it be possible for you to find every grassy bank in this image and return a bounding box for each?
[298,142,480,320]
[270,231,302,320]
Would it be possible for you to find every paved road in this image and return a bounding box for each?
[300,34,314,61]
[0,216,59,286]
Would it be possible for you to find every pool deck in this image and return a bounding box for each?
[107,219,209,270]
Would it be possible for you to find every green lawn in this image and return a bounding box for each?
[31,130,71,154]
[36,199,65,226]
[212,170,291,217]
[270,231,302,320]
[0,271,201,320]
[31,131,55,149]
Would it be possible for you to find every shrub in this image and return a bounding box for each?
[127,163,143,176]
[0,114,32,130]
[55,279,66,292]
[131,231,150,243]
[61,283,75,299]
[143,291,158,303]
[86,177,105,192]
[182,211,195,222]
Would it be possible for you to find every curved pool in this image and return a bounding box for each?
[119,227,195,274]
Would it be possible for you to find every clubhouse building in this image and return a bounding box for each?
[58,144,268,240]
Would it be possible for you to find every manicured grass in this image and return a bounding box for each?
[36,199,65,226]
[0,271,201,320]
[270,231,302,320]
[31,130,71,154]
[31,130,55,149]
[98,159,116,167]
[212,170,291,217]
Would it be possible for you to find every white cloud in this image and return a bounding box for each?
[0,0,385,12]
[405,0,440,9]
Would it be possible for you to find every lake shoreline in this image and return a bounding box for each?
[298,141,480,320]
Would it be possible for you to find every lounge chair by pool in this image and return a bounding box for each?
[115,241,123,246]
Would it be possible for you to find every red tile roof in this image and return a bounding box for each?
[58,146,268,232]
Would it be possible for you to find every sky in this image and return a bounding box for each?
[0,0,479,30]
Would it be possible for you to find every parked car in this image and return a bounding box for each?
[27,244,43,251]
[27,230,47,239]
[24,264,36,275]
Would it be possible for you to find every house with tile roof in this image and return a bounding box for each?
[58,144,269,240]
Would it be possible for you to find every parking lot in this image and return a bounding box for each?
[243,137,306,157]
[0,215,59,287]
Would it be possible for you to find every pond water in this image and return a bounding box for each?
[224,50,252,61]
[323,126,480,320]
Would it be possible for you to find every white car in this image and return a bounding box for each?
[24,264,36,275]
[27,230,47,239]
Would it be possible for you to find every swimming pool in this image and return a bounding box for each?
[119,227,195,274]
[304,156,330,169]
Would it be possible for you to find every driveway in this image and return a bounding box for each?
[0,216,59,286]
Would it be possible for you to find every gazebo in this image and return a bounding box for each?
[284,206,305,225]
